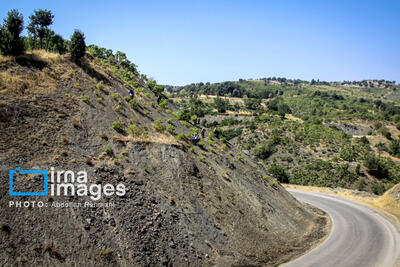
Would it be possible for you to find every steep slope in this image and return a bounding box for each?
[0,51,327,266]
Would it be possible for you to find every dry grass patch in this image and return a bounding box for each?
[112,134,180,145]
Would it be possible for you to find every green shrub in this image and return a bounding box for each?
[181,121,192,129]
[96,81,105,90]
[159,99,168,110]
[127,124,143,136]
[253,141,276,160]
[355,178,365,191]
[113,104,122,111]
[129,99,139,109]
[200,156,205,161]
[112,121,124,131]
[340,145,358,162]
[111,93,120,100]
[175,132,188,141]
[176,109,190,121]
[94,89,102,96]
[124,96,131,102]
[389,139,400,157]
[269,181,279,187]
[197,141,205,148]
[355,163,361,175]
[379,126,391,139]
[269,164,289,183]
[208,139,217,145]
[190,115,198,124]
[374,122,383,130]
[166,124,175,134]
[154,119,166,132]
[371,183,386,195]
[104,146,113,155]
[363,153,389,179]
[81,96,90,102]
[237,155,245,161]
[359,136,370,145]
[190,127,199,134]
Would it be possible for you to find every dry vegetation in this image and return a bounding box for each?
[111,134,180,145]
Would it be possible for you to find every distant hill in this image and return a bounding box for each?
[167,77,400,196]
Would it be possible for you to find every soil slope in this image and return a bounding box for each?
[0,51,327,266]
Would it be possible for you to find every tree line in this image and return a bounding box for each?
[0,9,85,61]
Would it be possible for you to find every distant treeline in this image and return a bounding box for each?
[165,77,398,98]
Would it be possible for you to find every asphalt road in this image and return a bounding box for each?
[281,190,400,267]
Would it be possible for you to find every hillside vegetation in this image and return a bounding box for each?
[167,78,400,196]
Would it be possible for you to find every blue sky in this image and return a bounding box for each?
[1,0,399,85]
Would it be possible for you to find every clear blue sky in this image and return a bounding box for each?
[1,0,399,85]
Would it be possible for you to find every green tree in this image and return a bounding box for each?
[389,139,400,157]
[27,9,54,49]
[363,153,389,179]
[253,141,276,160]
[70,30,86,61]
[277,102,291,118]
[214,97,228,113]
[244,97,261,110]
[49,33,66,54]
[0,9,25,56]
[269,164,289,183]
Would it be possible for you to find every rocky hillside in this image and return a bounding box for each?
[0,51,327,266]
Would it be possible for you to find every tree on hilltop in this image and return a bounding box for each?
[27,9,54,49]
[0,9,25,56]
[70,30,86,61]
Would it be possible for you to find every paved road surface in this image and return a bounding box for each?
[281,190,400,267]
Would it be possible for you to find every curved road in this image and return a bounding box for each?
[282,190,400,267]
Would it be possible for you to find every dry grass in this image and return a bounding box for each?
[0,50,63,64]
[112,134,180,145]
[0,50,72,96]
[226,110,252,116]
[283,184,400,225]
[285,113,304,122]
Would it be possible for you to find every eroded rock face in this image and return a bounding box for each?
[0,54,325,266]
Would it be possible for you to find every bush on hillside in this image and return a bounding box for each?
[269,164,289,183]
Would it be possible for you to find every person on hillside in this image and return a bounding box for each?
[201,128,206,138]
[129,89,134,99]
[213,126,219,138]
[193,133,200,144]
